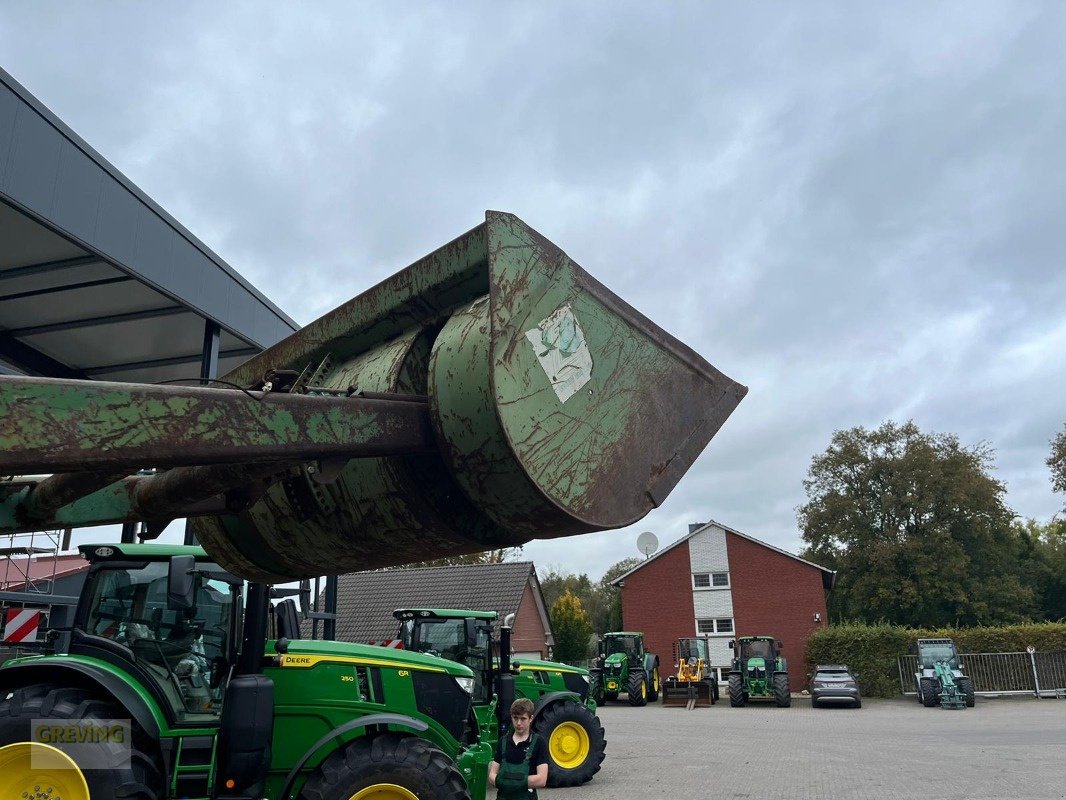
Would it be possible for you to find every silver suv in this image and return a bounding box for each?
[809,664,861,708]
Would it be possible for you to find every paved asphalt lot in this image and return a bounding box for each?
[540,696,1066,800]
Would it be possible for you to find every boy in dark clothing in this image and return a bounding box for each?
[489,698,549,799]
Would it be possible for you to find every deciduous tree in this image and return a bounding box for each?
[550,590,593,662]
[1049,424,1066,510]
[798,420,1035,627]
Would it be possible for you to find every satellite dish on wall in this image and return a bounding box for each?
[636,531,659,558]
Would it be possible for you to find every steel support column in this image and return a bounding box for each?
[185,320,221,546]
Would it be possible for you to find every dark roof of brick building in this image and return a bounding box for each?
[322,561,547,643]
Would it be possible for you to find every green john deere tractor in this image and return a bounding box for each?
[0,544,491,800]
[394,609,606,787]
[727,636,790,707]
[913,638,974,709]
[588,632,660,707]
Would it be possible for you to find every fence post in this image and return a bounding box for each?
[1027,645,1041,698]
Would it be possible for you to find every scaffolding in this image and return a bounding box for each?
[0,528,77,662]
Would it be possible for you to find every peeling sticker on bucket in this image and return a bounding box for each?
[525,305,593,402]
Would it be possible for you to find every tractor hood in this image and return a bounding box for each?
[269,639,474,679]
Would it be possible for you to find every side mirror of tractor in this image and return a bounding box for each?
[465,617,479,648]
[727,640,735,649]
[775,640,783,650]
[298,579,311,619]
[275,598,301,641]
[167,555,197,611]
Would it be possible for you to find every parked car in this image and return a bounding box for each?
[809,664,862,708]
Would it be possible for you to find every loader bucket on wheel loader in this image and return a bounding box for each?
[0,212,746,582]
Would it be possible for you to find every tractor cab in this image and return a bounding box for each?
[916,639,960,669]
[394,609,495,704]
[601,632,644,664]
[75,543,241,721]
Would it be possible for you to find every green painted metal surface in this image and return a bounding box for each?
[0,211,745,584]
[196,212,746,582]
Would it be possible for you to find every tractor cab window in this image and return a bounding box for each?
[83,562,236,720]
[405,618,492,704]
[741,640,774,661]
[918,643,958,667]
[607,636,642,660]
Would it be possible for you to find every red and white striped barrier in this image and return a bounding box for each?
[2,608,42,643]
[367,639,403,649]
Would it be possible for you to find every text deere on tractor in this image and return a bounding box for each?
[0,212,746,799]
[727,636,791,707]
[394,609,606,787]
[589,633,660,707]
[913,638,974,709]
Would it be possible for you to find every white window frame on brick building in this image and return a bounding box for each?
[696,617,734,635]
[692,571,729,589]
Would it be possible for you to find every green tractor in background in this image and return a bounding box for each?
[588,632,660,707]
[913,638,975,709]
[0,544,491,800]
[394,609,606,788]
[727,636,791,707]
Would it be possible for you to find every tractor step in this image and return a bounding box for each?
[661,680,713,708]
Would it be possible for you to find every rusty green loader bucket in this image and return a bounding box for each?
[0,212,746,581]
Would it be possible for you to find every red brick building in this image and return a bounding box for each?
[612,521,835,689]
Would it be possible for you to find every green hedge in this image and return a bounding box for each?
[805,622,1066,697]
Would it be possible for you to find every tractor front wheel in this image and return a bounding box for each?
[299,733,468,800]
[957,677,976,707]
[589,673,605,706]
[627,672,648,707]
[0,683,162,800]
[535,700,606,787]
[646,665,660,703]
[919,677,938,707]
[773,673,791,707]
[728,674,747,707]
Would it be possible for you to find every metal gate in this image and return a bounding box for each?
[898,649,1066,697]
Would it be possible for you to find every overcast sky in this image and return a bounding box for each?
[2,2,1063,580]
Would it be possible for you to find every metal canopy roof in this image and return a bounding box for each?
[0,66,298,384]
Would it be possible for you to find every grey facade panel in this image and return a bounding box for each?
[93,178,142,270]
[132,210,176,290]
[51,141,104,243]
[0,85,17,187]
[5,102,63,216]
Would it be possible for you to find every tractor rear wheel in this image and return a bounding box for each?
[957,678,976,707]
[646,664,660,703]
[299,733,468,800]
[534,700,606,787]
[0,683,162,800]
[773,673,791,707]
[627,671,648,707]
[919,677,938,707]
[728,674,747,707]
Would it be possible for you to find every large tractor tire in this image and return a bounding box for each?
[589,673,605,706]
[534,700,607,787]
[646,663,661,703]
[728,674,747,707]
[0,683,162,800]
[773,673,791,707]
[300,733,469,800]
[957,677,976,707]
[919,677,938,707]
[627,671,648,707]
